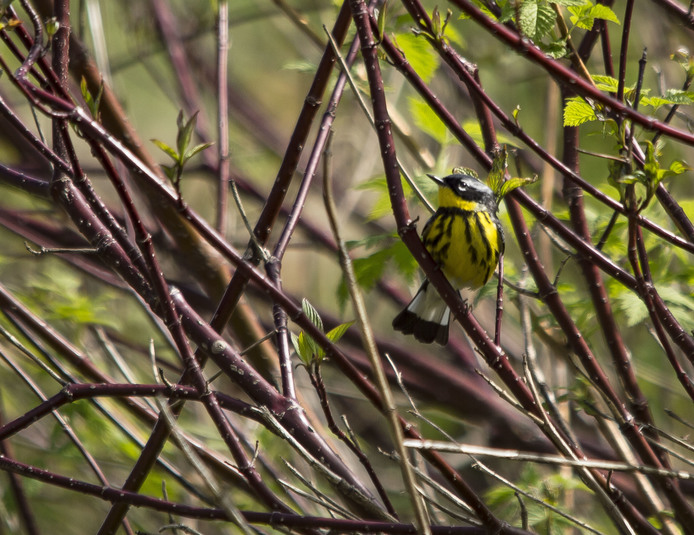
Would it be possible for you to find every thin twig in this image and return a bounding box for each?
[323,125,429,533]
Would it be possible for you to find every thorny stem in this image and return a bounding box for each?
[309,364,397,517]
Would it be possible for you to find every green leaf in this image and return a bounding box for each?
[393,32,440,84]
[641,96,676,110]
[498,174,538,198]
[177,111,198,158]
[161,164,177,181]
[461,120,518,148]
[592,74,619,93]
[534,3,557,40]
[151,139,179,161]
[183,141,214,163]
[615,290,648,327]
[376,0,388,39]
[451,166,478,178]
[518,0,539,38]
[390,240,420,281]
[80,76,104,118]
[298,331,321,364]
[587,3,620,24]
[326,321,355,345]
[345,232,397,251]
[553,0,590,6]
[487,147,508,197]
[366,193,395,221]
[282,60,318,74]
[662,88,694,104]
[409,97,449,145]
[563,96,597,126]
[290,331,303,360]
[540,39,568,59]
[302,298,324,332]
[668,159,690,176]
[568,3,619,30]
[337,248,391,306]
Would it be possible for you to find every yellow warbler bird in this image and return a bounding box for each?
[393,172,504,345]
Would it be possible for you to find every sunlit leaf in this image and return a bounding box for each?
[409,97,449,145]
[183,142,214,163]
[393,32,440,84]
[302,298,324,333]
[151,139,179,161]
[563,96,597,126]
[326,321,354,345]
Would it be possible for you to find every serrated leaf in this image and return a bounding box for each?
[518,0,539,38]
[641,96,676,110]
[301,298,324,332]
[616,290,648,327]
[587,3,620,24]
[662,88,694,104]
[569,3,619,30]
[563,96,597,126]
[326,321,354,345]
[534,3,556,40]
[592,74,619,93]
[409,97,449,145]
[553,0,590,6]
[668,160,690,175]
[394,32,439,84]
[541,39,568,59]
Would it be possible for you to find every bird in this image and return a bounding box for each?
[392,172,504,345]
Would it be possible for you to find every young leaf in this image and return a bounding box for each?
[592,74,619,93]
[151,139,179,161]
[487,146,508,197]
[177,111,198,158]
[376,0,388,40]
[568,2,619,30]
[326,321,355,345]
[183,142,214,163]
[302,298,324,333]
[563,96,597,126]
[518,0,539,38]
[409,97,449,145]
[393,32,440,84]
[498,175,539,198]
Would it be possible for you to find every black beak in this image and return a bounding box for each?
[426,173,445,187]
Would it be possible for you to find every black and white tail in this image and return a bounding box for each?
[392,280,451,345]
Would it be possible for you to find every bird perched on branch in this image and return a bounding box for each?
[393,172,504,345]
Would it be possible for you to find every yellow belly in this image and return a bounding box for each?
[422,208,501,290]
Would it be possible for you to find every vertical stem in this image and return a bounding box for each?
[216,0,230,236]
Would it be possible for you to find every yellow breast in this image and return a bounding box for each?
[422,189,502,289]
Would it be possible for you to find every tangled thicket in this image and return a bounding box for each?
[1,1,694,534]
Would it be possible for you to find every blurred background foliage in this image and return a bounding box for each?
[1,1,694,534]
